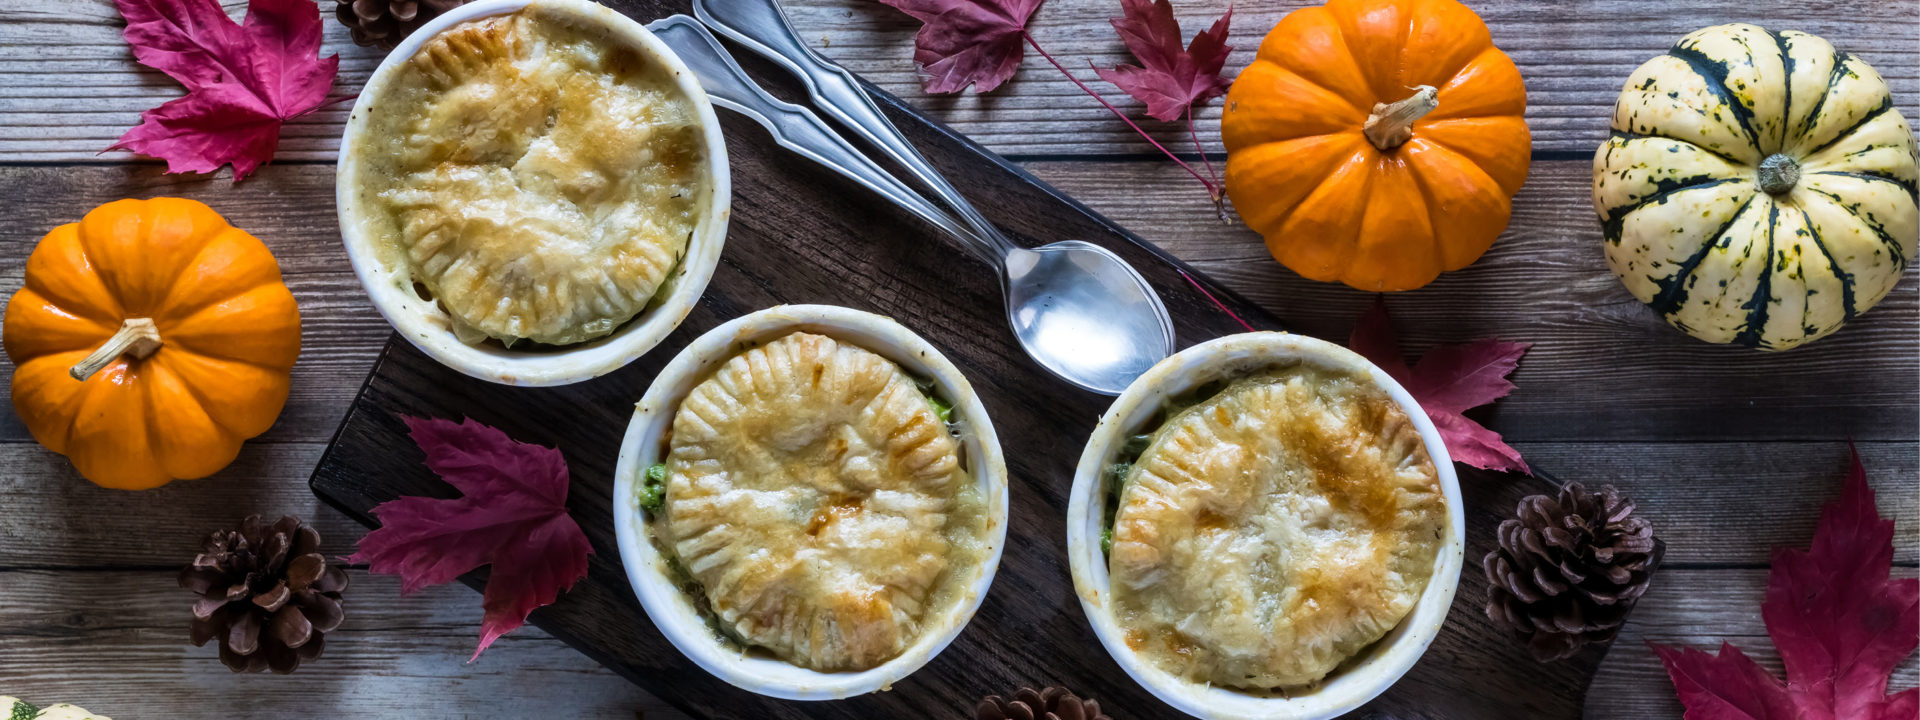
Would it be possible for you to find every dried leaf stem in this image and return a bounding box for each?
[1019,30,1222,208]
[1186,104,1222,191]
[1177,268,1255,333]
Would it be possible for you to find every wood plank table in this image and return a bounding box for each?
[0,0,1914,717]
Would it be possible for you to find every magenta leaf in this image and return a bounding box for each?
[1426,410,1530,475]
[1092,0,1233,122]
[1764,448,1919,717]
[348,416,592,661]
[1649,642,1801,720]
[874,0,1224,205]
[1654,448,1919,719]
[1402,339,1529,416]
[879,0,1044,94]
[1347,297,1531,474]
[109,0,338,180]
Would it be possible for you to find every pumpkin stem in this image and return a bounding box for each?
[1758,153,1802,195]
[69,318,162,382]
[1364,85,1440,150]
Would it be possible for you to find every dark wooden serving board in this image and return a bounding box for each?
[310,2,1648,716]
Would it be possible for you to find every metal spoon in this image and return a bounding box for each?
[682,0,1177,395]
[648,18,982,250]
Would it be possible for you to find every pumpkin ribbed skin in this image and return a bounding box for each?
[1595,24,1919,350]
[1222,0,1530,292]
[3,198,301,489]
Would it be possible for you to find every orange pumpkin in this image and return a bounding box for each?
[1221,0,1530,291]
[4,198,300,490]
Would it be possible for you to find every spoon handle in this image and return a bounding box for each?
[646,16,978,249]
[693,0,1018,259]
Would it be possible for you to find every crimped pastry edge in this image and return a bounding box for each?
[612,304,1009,700]
[336,0,732,386]
[1067,332,1465,720]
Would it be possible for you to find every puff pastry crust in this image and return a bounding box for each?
[365,7,706,345]
[1108,365,1445,688]
[661,332,976,670]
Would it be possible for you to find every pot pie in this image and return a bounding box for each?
[648,332,988,671]
[1104,363,1446,689]
[351,5,709,346]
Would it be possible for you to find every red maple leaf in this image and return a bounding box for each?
[1093,0,1233,123]
[348,416,593,661]
[1347,296,1531,474]
[1652,448,1920,720]
[878,0,1045,94]
[109,0,339,180]
[872,0,1225,204]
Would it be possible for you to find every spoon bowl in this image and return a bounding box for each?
[690,0,1177,394]
[1003,242,1176,395]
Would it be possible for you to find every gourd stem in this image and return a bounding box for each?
[69,318,162,381]
[1758,153,1802,195]
[1364,85,1440,150]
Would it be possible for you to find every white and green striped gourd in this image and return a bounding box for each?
[1,697,110,720]
[1594,23,1918,350]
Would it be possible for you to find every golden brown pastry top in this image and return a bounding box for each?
[1108,364,1445,689]
[354,5,708,346]
[660,332,987,671]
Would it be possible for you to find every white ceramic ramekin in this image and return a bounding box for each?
[611,304,1009,699]
[335,0,731,386]
[1067,332,1466,720]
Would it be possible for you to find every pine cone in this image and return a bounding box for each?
[976,686,1110,720]
[1483,482,1658,661]
[180,515,349,674]
[334,0,469,49]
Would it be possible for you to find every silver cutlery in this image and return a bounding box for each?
[653,4,1176,395]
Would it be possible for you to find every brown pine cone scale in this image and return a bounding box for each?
[1483,482,1658,662]
[335,0,469,49]
[977,686,1110,720]
[181,515,349,674]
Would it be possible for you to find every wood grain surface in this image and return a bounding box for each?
[4,0,1917,160]
[310,327,1616,717]
[0,0,1914,718]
